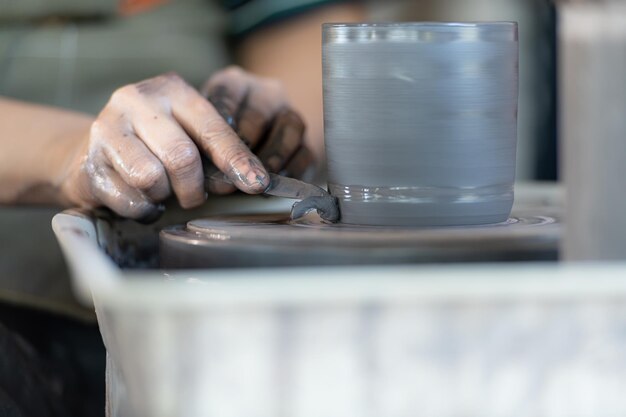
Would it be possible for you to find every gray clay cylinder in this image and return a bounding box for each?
[322,22,519,226]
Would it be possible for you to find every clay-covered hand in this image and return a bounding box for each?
[60,68,312,220]
[201,66,314,194]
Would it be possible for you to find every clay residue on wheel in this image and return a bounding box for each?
[291,196,340,222]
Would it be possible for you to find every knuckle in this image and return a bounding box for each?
[88,120,106,140]
[110,85,135,104]
[222,65,245,80]
[131,162,165,191]
[164,142,200,176]
[208,66,246,89]
[132,72,188,97]
[199,118,234,144]
[161,71,184,85]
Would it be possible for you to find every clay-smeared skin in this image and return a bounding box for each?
[16,67,310,220]
[323,23,519,226]
[257,110,306,173]
[202,67,312,195]
[208,85,241,129]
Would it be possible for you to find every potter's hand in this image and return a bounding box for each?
[59,69,310,220]
[201,66,313,194]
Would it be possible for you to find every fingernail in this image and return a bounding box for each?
[246,169,268,190]
[257,173,268,188]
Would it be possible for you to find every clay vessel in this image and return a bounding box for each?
[323,22,519,226]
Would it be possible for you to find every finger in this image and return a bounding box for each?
[169,77,269,194]
[257,109,305,173]
[204,67,288,150]
[280,145,317,182]
[132,112,206,209]
[207,175,237,195]
[203,163,237,195]
[235,83,287,150]
[89,163,160,220]
[203,68,250,129]
[99,128,171,202]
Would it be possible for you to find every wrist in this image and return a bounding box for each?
[49,126,92,208]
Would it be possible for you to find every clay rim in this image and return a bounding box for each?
[322,21,518,43]
[323,22,518,28]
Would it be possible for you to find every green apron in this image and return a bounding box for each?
[0,0,229,113]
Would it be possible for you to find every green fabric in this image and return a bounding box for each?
[0,0,117,21]
[227,0,341,36]
[0,0,230,114]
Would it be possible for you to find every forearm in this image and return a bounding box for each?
[0,97,93,206]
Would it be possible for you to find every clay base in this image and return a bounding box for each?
[337,199,513,227]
